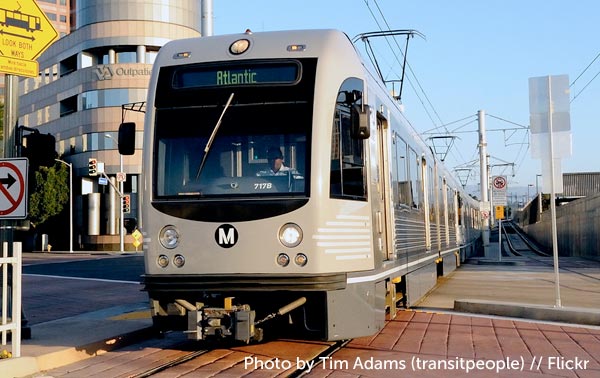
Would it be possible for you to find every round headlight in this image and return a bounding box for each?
[159,225,180,249]
[229,39,250,55]
[279,223,303,248]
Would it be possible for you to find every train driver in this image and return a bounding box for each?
[256,147,303,179]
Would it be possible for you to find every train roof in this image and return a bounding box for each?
[156,29,357,66]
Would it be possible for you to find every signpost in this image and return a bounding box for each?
[1,0,58,356]
[0,159,28,219]
[529,75,572,308]
[0,0,59,77]
[491,175,507,220]
[490,175,508,261]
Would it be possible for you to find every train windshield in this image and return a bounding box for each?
[153,59,316,199]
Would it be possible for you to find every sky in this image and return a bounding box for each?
[212,0,599,196]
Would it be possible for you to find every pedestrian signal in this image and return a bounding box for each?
[88,158,98,176]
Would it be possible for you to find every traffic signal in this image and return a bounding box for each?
[122,194,131,213]
[88,158,98,176]
[22,132,57,167]
[118,122,136,155]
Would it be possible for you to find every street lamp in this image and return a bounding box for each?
[55,159,73,253]
[105,134,124,253]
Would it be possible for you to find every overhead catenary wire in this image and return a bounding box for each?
[570,51,600,87]
[362,0,472,167]
[570,50,600,103]
[362,0,533,187]
[364,0,444,128]
[361,1,441,128]
[571,69,600,103]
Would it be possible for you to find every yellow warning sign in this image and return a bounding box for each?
[0,55,37,76]
[495,205,505,220]
[132,229,142,248]
[132,229,142,240]
[0,0,59,76]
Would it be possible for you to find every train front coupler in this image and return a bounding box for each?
[176,297,306,343]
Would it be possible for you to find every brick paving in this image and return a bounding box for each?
[306,310,600,377]
[4,253,600,377]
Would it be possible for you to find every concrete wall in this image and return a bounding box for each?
[523,193,600,259]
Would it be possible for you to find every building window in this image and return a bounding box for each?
[60,95,77,117]
[116,51,136,63]
[146,51,158,64]
[60,131,143,157]
[81,52,94,68]
[60,54,77,77]
[81,89,147,110]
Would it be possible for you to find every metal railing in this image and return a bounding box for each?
[1,242,22,358]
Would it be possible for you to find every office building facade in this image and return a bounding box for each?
[16,0,203,250]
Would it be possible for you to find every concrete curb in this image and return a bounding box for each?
[1,327,156,378]
[0,357,39,378]
[0,303,155,378]
[454,299,600,326]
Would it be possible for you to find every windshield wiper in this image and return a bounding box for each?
[195,92,235,180]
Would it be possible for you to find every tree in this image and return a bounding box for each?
[28,163,69,228]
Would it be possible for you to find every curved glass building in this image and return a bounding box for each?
[17,0,204,250]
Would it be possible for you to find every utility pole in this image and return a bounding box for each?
[478,110,490,257]
[2,75,19,243]
[201,0,214,37]
[55,159,73,253]
[105,134,124,253]
[547,79,561,308]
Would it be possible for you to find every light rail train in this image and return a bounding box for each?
[119,29,482,343]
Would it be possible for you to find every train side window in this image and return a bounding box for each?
[408,148,421,209]
[457,194,463,226]
[429,166,436,223]
[422,158,431,250]
[330,78,367,200]
[393,135,411,207]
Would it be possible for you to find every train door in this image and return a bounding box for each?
[443,178,450,246]
[374,113,393,261]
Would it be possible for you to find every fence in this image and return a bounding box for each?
[0,242,22,358]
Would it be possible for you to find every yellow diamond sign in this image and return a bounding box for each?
[0,0,59,77]
[132,229,142,240]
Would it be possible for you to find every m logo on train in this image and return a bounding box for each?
[215,224,238,248]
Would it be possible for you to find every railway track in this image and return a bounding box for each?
[44,331,350,377]
[502,221,600,285]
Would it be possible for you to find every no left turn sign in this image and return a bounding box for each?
[0,158,28,219]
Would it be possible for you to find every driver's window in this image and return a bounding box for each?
[330,77,367,200]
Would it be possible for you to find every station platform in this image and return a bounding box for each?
[416,242,600,325]
[1,248,600,377]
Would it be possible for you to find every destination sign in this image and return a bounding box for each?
[173,62,299,89]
